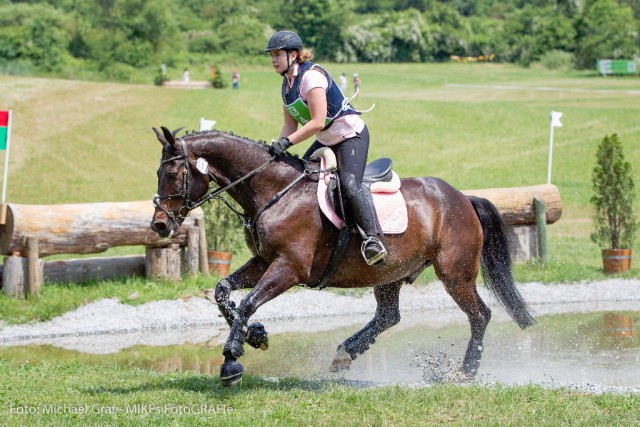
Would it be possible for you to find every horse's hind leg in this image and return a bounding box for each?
[436,258,491,381]
[331,281,402,371]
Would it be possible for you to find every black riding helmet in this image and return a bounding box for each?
[264,30,303,52]
[265,31,304,76]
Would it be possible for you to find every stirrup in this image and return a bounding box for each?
[361,236,387,266]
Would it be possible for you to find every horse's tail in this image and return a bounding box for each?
[468,196,536,329]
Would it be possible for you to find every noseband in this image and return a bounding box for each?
[153,138,275,233]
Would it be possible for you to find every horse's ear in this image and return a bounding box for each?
[161,126,176,148]
[152,127,168,146]
[171,127,184,139]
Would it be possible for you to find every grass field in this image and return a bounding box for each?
[1,63,640,424]
[0,63,639,322]
[1,63,640,322]
[1,360,639,426]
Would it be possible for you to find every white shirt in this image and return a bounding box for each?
[288,63,365,146]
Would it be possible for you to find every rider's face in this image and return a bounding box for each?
[270,50,295,75]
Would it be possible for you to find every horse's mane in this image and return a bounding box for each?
[183,128,307,171]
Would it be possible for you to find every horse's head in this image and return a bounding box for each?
[150,126,210,238]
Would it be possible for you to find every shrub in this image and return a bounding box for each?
[201,199,245,254]
[539,50,575,71]
[211,65,227,89]
[153,66,169,86]
[590,134,638,249]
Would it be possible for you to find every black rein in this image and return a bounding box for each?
[153,138,329,252]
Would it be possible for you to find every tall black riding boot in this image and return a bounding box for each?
[347,188,388,265]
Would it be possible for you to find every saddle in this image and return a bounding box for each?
[311,147,407,234]
[309,148,407,288]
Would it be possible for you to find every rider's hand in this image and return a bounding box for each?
[270,137,292,156]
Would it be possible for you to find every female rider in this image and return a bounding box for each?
[265,30,386,265]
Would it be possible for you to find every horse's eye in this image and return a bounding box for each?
[167,172,178,181]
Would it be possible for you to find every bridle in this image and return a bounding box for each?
[152,138,274,234]
[153,137,331,252]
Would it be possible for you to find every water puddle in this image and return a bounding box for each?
[1,310,639,388]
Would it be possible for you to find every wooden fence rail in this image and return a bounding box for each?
[0,184,562,298]
[1,201,208,298]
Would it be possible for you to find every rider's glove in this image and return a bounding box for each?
[270,137,292,156]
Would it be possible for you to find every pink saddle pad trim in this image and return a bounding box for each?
[316,162,408,234]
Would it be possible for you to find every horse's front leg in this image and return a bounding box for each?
[219,258,302,387]
[214,256,268,327]
[331,281,403,372]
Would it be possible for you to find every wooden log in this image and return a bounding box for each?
[0,202,204,257]
[3,255,27,298]
[183,226,199,277]
[145,244,181,281]
[43,255,146,284]
[195,217,209,278]
[27,237,41,296]
[461,184,562,226]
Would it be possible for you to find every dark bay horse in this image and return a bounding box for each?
[150,126,536,387]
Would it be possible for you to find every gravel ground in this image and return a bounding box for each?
[1,279,639,347]
[1,279,639,393]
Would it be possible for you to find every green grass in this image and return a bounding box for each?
[0,62,639,325]
[1,360,639,426]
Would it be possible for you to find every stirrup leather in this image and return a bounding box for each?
[361,236,388,266]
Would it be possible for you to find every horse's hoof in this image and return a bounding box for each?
[246,322,269,351]
[450,369,475,383]
[220,361,244,387]
[329,347,352,372]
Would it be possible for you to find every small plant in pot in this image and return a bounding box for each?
[590,133,638,274]
[202,198,245,277]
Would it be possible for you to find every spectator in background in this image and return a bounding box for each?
[232,68,240,90]
[339,72,347,93]
[353,73,361,96]
[182,68,190,83]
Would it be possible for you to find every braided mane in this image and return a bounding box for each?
[182,128,302,163]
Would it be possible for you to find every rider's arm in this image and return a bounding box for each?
[280,105,298,139]
[285,87,327,145]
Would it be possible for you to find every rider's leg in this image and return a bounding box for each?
[333,126,387,265]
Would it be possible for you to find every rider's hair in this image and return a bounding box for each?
[297,48,314,63]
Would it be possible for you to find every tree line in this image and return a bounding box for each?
[0,0,639,79]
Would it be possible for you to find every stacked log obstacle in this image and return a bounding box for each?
[0,184,562,297]
[0,201,209,298]
[462,183,562,262]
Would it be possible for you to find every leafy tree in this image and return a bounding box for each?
[339,10,428,62]
[72,0,177,67]
[280,0,350,59]
[425,2,470,60]
[0,3,71,71]
[575,0,638,69]
[501,5,576,65]
[217,15,272,56]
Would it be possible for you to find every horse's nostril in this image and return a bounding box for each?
[153,222,167,232]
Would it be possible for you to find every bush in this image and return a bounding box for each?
[201,199,245,254]
[539,50,575,71]
[153,66,169,86]
[211,65,227,89]
[590,134,638,249]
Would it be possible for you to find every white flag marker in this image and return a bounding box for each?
[199,117,216,131]
[547,111,563,184]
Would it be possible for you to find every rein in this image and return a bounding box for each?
[153,138,274,234]
[153,138,331,247]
